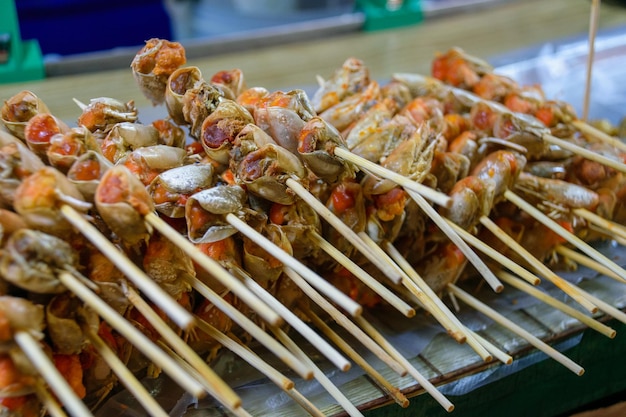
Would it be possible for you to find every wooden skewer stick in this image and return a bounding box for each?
[57,271,207,398]
[193,319,294,391]
[332,147,452,208]
[465,330,513,365]
[156,343,253,417]
[14,331,94,417]
[445,218,541,285]
[286,178,402,284]
[180,270,314,380]
[448,284,585,376]
[479,216,599,312]
[270,325,365,417]
[449,217,599,314]
[582,0,601,121]
[220,332,328,417]
[571,120,626,153]
[504,190,626,282]
[284,268,406,376]
[123,285,241,409]
[352,315,455,412]
[229,264,351,371]
[284,387,326,417]
[496,270,616,339]
[308,230,415,317]
[358,231,468,344]
[405,188,503,292]
[541,133,626,175]
[144,212,282,327]
[572,208,626,244]
[60,204,194,330]
[225,213,362,317]
[83,327,171,417]
[558,281,626,326]
[303,307,410,408]
[34,380,67,417]
[382,239,494,362]
[554,244,624,283]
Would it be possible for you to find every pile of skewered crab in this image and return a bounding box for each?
[0,39,626,417]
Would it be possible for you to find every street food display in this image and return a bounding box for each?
[1,37,626,417]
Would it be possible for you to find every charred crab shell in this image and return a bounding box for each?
[185,185,246,243]
[148,164,214,218]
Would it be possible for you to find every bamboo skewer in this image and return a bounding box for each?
[180,270,314,380]
[122,285,241,409]
[554,244,624,283]
[450,218,598,314]
[352,315,455,412]
[405,189,504,292]
[220,333,328,417]
[382,239,494,361]
[540,133,626,175]
[34,380,68,417]
[144,212,282,327]
[193,319,294,391]
[56,271,207,398]
[83,327,171,417]
[308,230,416,317]
[357,231,467,343]
[331,148,452,208]
[303,307,410,408]
[225,213,362,317]
[582,0,601,121]
[573,208,626,244]
[14,331,94,417]
[571,120,626,153]
[284,268,406,376]
[504,190,626,282]
[466,330,513,365]
[60,204,194,330]
[230,264,352,371]
[496,270,616,339]
[270,326,365,417]
[286,178,403,284]
[445,219,541,285]
[155,343,253,417]
[448,284,585,376]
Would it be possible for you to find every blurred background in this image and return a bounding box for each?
[5,0,506,75]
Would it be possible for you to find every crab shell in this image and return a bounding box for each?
[13,166,90,238]
[298,116,356,184]
[182,81,224,140]
[95,165,154,246]
[200,100,254,166]
[0,229,75,294]
[46,294,99,355]
[1,90,51,140]
[165,66,203,125]
[237,143,305,205]
[185,185,246,243]
[66,150,114,202]
[148,164,214,218]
